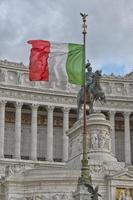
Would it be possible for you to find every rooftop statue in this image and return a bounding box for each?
[77,61,106,118]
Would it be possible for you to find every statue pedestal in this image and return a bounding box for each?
[73,184,92,200]
[67,112,117,169]
[87,112,117,162]
[67,112,125,199]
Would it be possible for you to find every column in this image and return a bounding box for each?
[109,110,116,156]
[124,111,131,164]
[46,105,54,162]
[0,100,6,158]
[62,107,70,162]
[30,104,38,160]
[14,102,23,159]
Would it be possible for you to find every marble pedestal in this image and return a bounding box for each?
[67,112,124,200]
[67,112,117,169]
[73,184,92,200]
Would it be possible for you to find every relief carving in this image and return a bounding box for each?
[89,165,106,175]
[90,129,111,151]
[91,133,99,149]
[5,164,32,177]
[25,194,72,200]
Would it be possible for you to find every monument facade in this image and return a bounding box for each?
[0,59,133,199]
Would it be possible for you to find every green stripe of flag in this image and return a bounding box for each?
[66,43,85,86]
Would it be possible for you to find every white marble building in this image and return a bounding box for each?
[0,59,133,200]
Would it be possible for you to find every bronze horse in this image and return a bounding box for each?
[77,70,106,118]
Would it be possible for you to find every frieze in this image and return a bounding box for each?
[5,164,33,177]
[24,193,73,200]
[0,86,133,111]
[88,161,125,176]
[95,99,133,111]
[0,88,76,106]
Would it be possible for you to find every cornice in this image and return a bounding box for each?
[0,87,77,107]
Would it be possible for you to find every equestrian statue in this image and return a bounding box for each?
[77,61,106,118]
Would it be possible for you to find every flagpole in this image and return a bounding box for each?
[80,13,92,185]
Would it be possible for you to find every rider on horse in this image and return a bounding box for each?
[86,61,94,90]
[77,61,106,118]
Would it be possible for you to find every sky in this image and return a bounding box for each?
[0,0,133,75]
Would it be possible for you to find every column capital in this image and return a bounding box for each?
[124,111,130,118]
[15,102,23,109]
[108,110,116,116]
[46,105,55,112]
[62,107,70,113]
[0,100,7,106]
[31,103,39,110]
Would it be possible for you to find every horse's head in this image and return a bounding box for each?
[92,71,101,90]
[95,70,102,77]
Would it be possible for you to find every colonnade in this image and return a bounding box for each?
[0,100,132,164]
[109,111,132,164]
[0,101,70,162]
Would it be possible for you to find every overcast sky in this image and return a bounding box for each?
[0,0,133,75]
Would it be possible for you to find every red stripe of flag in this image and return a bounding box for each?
[27,40,50,81]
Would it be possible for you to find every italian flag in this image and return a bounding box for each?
[28,40,84,86]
